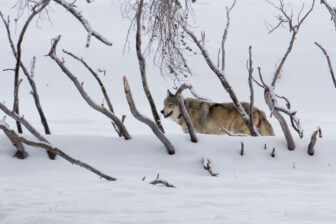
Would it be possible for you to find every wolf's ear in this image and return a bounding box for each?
[167,90,174,97]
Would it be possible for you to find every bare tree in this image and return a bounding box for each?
[1,1,49,134]
[123,76,175,155]
[1,2,52,135]
[254,0,315,150]
[47,36,131,140]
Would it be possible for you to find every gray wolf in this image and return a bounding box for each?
[161,90,275,136]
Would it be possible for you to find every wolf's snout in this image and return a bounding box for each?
[160,109,164,114]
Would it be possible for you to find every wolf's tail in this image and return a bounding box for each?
[257,111,275,136]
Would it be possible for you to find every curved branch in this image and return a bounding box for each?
[53,0,112,47]
[123,76,175,155]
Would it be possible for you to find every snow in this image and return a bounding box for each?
[0,0,336,223]
[1,135,336,223]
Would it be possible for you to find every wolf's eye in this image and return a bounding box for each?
[168,103,173,107]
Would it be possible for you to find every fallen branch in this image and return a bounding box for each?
[219,124,248,137]
[150,174,175,188]
[0,123,116,181]
[203,158,219,177]
[123,76,175,155]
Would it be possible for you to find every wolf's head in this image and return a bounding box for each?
[161,90,181,121]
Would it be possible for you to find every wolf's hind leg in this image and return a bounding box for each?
[196,103,209,133]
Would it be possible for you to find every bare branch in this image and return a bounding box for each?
[53,0,112,47]
[320,0,336,30]
[315,42,336,88]
[221,0,236,72]
[267,0,316,87]
[219,123,248,137]
[123,76,175,155]
[136,0,165,133]
[9,0,49,134]
[0,102,56,159]
[203,158,219,177]
[0,123,116,181]
[247,46,257,136]
[63,50,115,113]
[150,174,175,188]
[47,36,131,140]
[258,68,296,150]
[1,5,51,135]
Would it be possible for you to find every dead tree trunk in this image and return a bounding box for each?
[123,76,175,155]
[136,0,165,133]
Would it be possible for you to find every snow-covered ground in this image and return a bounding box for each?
[0,0,336,223]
